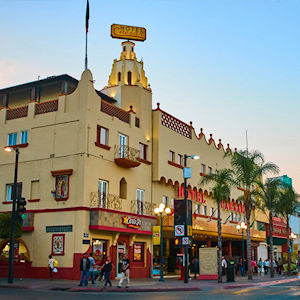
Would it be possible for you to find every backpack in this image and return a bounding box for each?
[53,259,58,267]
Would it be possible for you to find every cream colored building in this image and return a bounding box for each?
[0,41,267,279]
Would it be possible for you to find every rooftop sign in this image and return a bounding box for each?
[111,24,146,41]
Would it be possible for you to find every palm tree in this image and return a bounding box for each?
[200,169,235,283]
[255,178,281,278]
[275,185,299,275]
[228,150,278,280]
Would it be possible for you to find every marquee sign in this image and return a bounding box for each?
[122,216,142,229]
[111,24,146,41]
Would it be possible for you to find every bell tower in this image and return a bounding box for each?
[102,41,151,107]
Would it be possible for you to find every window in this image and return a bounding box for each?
[6,183,22,202]
[169,151,175,162]
[133,243,144,262]
[127,71,132,85]
[202,205,207,216]
[118,72,121,82]
[257,221,266,231]
[162,196,168,207]
[98,180,108,208]
[20,130,28,144]
[139,143,147,160]
[97,126,108,146]
[7,132,18,146]
[177,154,183,166]
[123,46,126,51]
[201,164,206,174]
[119,134,128,158]
[136,189,145,214]
[195,204,201,214]
[119,178,127,199]
[30,180,40,200]
[170,198,175,209]
[6,185,12,202]
[92,239,108,259]
[208,167,212,175]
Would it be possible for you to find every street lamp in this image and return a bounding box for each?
[183,154,200,284]
[154,203,171,282]
[236,222,247,277]
[4,146,20,284]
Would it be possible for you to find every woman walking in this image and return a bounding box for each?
[103,256,113,287]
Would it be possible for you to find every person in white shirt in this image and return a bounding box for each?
[48,255,54,280]
[221,256,227,276]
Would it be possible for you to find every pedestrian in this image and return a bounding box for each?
[251,258,255,274]
[278,259,283,275]
[227,257,235,282]
[48,255,54,280]
[88,252,95,284]
[263,259,267,274]
[221,256,227,276]
[103,256,113,287]
[258,258,262,275]
[266,259,270,274]
[79,252,91,286]
[192,257,199,279]
[117,253,130,288]
[239,258,245,276]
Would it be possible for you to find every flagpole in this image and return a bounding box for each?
[85,32,88,70]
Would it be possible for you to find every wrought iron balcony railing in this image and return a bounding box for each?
[114,145,141,168]
[90,192,122,210]
[131,200,155,216]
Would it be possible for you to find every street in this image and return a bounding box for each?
[1,281,299,299]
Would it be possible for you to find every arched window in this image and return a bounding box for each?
[119,178,127,199]
[123,46,126,52]
[127,71,132,85]
[118,72,121,82]
[131,47,134,52]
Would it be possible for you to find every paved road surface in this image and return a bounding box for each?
[1,281,299,299]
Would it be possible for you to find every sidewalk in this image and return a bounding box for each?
[0,274,298,293]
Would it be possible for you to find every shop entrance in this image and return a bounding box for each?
[117,243,126,278]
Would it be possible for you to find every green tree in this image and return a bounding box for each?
[255,178,281,278]
[228,150,278,280]
[200,169,235,283]
[275,185,299,275]
[0,213,22,239]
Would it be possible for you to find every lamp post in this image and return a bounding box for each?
[236,222,247,277]
[183,154,200,283]
[4,146,20,284]
[154,203,171,282]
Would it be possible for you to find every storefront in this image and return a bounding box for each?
[89,208,156,278]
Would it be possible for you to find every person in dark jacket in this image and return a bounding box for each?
[102,256,113,287]
[79,252,91,286]
[227,257,235,282]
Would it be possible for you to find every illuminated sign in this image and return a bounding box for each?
[178,187,206,203]
[122,216,142,229]
[221,200,245,213]
[111,24,146,41]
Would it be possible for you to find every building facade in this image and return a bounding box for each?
[0,41,267,279]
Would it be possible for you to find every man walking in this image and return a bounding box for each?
[88,252,95,284]
[79,252,91,286]
[221,256,227,276]
[117,253,130,288]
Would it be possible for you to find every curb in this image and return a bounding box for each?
[0,284,30,289]
[69,286,202,293]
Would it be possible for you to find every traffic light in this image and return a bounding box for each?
[16,197,26,221]
[174,237,182,248]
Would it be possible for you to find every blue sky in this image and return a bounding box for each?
[1,0,300,192]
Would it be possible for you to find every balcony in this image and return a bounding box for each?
[114,145,141,168]
[90,192,122,210]
[131,200,155,216]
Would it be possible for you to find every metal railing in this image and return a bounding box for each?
[114,145,140,161]
[131,200,155,216]
[90,192,122,210]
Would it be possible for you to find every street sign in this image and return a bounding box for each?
[187,225,192,236]
[182,237,189,245]
[83,233,89,238]
[174,225,185,236]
